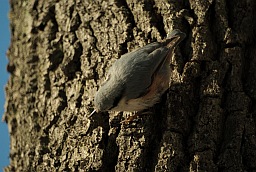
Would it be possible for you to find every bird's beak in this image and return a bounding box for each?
[88,109,97,118]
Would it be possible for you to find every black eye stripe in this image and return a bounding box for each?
[109,88,125,110]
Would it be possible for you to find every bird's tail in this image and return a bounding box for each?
[163,29,186,48]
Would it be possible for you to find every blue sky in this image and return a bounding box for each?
[0,1,10,171]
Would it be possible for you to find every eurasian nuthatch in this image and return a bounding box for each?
[90,29,186,117]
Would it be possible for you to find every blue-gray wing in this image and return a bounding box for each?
[110,42,169,100]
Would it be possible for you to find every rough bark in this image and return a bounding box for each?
[4,0,256,171]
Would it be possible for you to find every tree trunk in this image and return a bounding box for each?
[4,0,256,171]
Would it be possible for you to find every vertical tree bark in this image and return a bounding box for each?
[4,0,256,171]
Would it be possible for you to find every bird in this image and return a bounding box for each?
[90,29,186,121]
